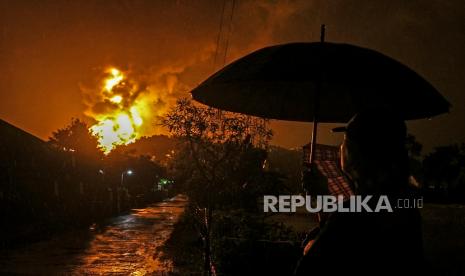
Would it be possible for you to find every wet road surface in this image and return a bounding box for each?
[0,195,187,275]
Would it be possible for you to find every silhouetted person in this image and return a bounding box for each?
[295,109,424,275]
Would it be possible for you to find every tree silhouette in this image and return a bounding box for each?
[406,134,423,159]
[423,143,465,201]
[162,99,272,208]
[162,98,273,275]
[49,118,103,161]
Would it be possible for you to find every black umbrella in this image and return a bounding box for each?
[191,26,450,164]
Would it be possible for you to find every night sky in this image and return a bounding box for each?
[1,0,464,152]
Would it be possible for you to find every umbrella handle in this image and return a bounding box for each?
[308,25,325,170]
[305,24,325,195]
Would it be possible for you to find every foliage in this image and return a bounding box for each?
[406,134,423,159]
[48,118,103,161]
[211,210,300,275]
[266,146,303,194]
[423,143,465,201]
[162,99,294,275]
[105,147,167,204]
[406,134,424,184]
[162,98,273,209]
[163,99,272,146]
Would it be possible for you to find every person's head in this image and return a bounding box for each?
[335,108,409,195]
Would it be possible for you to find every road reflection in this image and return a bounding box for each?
[0,195,187,275]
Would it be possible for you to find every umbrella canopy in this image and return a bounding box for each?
[191,42,450,123]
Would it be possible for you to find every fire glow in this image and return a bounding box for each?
[89,68,148,154]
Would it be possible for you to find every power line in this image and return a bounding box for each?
[222,0,236,66]
[212,0,227,70]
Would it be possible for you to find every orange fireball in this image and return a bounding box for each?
[89,68,148,154]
